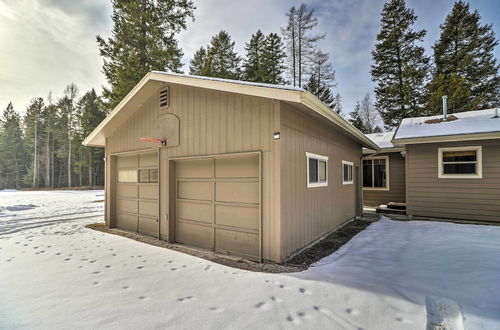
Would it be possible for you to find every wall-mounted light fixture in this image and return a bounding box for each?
[273,132,281,140]
[400,150,406,157]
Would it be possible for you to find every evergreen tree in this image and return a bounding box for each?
[261,33,286,84]
[0,103,27,189]
[23,97,45,187]
[97,0,195,109]
[189,46,210,76]
[349,102,367,132]
[332,93,343,115]
[371,0,430,129]
[76,89,106,187]
[206,30,241,79]
[243,30,266,82]
[304,74,336,110]
[428,1,500,113]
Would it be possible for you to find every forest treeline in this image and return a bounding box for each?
[1,0,499,188]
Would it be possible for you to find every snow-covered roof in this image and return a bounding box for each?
[151,71,305,92]
[393,108,500,143]
[365,132,396,149]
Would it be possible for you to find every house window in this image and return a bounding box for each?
[118,169,137,183]
[306,152,328,188]
[342,161,354,185]
[363,156,389,190]
[438,146,482,178]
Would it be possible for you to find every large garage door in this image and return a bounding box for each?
[174,154,261,260]
[115,152,159,237]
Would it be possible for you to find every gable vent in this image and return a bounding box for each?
[159,86,169,109]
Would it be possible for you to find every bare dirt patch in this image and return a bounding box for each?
[86,216,377,273]
[424,115,458,124]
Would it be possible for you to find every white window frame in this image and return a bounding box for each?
[342,160,354,185]
[306,152,328,188]
[438,146,482,179]
[362,155,390,191]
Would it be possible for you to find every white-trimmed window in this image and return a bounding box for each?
[438,146,482,179]
[363,156,389,190]
[306,152,328,188]
[342,161,354,185]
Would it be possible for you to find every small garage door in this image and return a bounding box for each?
[115,152,159,237]
[174,154,261,260]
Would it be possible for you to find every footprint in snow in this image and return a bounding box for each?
[298,288,312,294]
[177,296,194,302]
[209,307,225,312]
[346,308,360,316]
[255,302,268,309]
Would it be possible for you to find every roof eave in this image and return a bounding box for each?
[393,131,500,145]
[301,92,380,150]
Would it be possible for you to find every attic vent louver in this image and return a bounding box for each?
[159,87,169,109]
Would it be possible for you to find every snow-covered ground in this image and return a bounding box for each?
[1,190,499,329]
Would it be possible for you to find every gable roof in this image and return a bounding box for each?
[83,72,379,150]
[393,108,500,145]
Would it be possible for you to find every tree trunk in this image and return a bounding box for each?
[33,116,38,188]
[88,149,93,187]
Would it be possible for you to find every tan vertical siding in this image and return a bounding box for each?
[363,152,406,206]
[280,103,361,259]
[107,84,281,261]
[406,140,500,222]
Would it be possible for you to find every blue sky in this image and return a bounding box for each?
[1,0,499,117]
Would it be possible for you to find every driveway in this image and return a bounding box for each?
[1,190,499,329]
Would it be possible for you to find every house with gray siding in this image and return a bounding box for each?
[391,108,500,223]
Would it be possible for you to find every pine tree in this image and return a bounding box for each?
[428,1,500,113]
[76,89,106,187]
[189,46,210,76]
[282,4,325,87]
[371,0,430,129]
[0,103,27,189]
[97,0,195,109]
[304,74,336,110]
[261,33,286,84]
[23,97,45,187]
[349,102,366,132]
[206,30,241,79]
[243,30,266,82]
[349,95,382,133]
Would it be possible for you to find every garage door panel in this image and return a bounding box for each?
[216,181,259,204]
[176,159,213,178]
[139,185,158,200]
[117,184,137,198]
[117,198,138,214]
[116,213,137,232]
[138,216,158,237]
[176,200,212,223]
[215,156,259,178]
[117,154,138,168]
[215,228,259,259]
[176,220,213,248]
[139,152,158,167]
[178,181,212,201]
[139,200,158,217]
[215,204,259,230]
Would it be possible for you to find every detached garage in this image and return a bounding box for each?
[84,72,378,263]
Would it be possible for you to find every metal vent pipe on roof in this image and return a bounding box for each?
[442,95,448,120]
[494,108,499,118]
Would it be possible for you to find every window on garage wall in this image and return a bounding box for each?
[342,160,354,185]
[306,152,328,188]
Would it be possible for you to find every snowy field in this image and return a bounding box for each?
[1,190,499,329]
